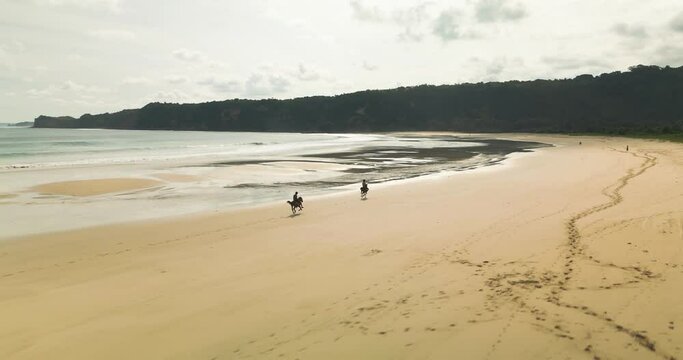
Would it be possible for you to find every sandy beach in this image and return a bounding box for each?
[31,178,164,197]
[1,134,682,359]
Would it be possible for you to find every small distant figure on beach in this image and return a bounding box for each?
[360,179,369,199]
[626,145,629,151]
[287,191,304,214]
[579,141,582,145]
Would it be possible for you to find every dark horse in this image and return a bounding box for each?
[360,186,369,199]
[287,196,304,214]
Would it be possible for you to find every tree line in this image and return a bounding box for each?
[34,65,683,135]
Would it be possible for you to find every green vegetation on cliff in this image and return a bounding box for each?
[34,65,683,134]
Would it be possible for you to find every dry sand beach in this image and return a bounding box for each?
[1,134,683,359]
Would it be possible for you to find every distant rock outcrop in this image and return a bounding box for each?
[34,116,76,128]
[8,121,34,127]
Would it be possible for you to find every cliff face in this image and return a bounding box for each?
[34,65,683,134]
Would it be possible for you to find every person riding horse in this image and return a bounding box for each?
[293,191,303,208]
[360,180,369,198]
[287,191,304,214]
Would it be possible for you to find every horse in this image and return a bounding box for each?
[360,186,368,199]
[287,196,304,214]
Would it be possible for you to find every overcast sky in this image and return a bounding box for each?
[1,0,682,121]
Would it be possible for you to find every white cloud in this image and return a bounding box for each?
[60,80,84,91]
[612,23,648,38]
[172,48,207,63]
[362,61,378,71]
[88,29,137,42]
[67,54,85,62]
[350,0,384,22]
[396,27,422,42]
[191,62,327,98]
[432,10,461,41]
[349,1,513,43]
[392,2,431,42]
[197,77,242,93]
[165,75,188,84]
[652,45,683,66]
[294,64,321,81]
[206,60,229,70]
[350,1,432,42]
[466,56,525,82]
[2,40,27,53]
[26,88,52,97]
[244,74,270,97]
[36,0,122,12]
[0,40,26,71]
[268,74,290,93]
[475,0,527,23]
[244,73,291,97]
[671,11,683,32]
[541,57,610,72]
[26,80,109,98]
[487,59,505,77]
[0,47,12,70]
[122,76,151,85]
[149,90,194,104]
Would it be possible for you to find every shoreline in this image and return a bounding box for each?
[2,134,682,359]
[0,132,545,239]
[0,149,529,241]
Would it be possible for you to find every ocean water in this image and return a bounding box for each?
[0,128,378,168]
[0,128,546,237]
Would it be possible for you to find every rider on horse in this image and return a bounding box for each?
[293,191,303,208]
[361,180,369,195]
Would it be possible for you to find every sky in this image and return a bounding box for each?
[1,0,683,121]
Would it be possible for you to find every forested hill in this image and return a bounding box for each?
[34,65,683,134]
